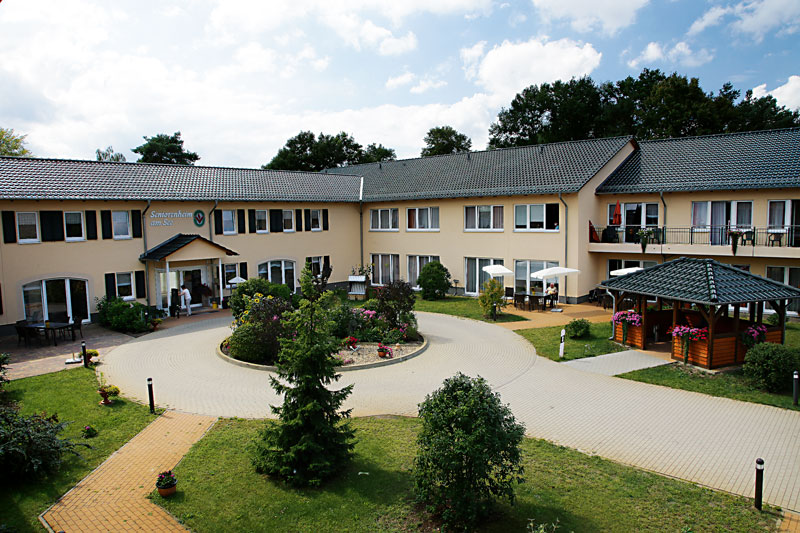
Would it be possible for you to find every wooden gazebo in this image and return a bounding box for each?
[598,258,800,369]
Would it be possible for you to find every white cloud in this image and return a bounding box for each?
[410,78,448,94]
[627,41,713,68]
[731,0,800,41]
[378,31,419,55]
[460,41,487,80]
[474,37,602,101]
[531,0,650,35]
[687,5,733,36]
[386,71,416,89]
[752,75,800,110]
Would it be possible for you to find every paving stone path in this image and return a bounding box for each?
[562,349,672,376]
[102,312,800,513]
[41,411,216,532]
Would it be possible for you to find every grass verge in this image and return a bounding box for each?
[0,367,155,532]
[155,416,777,532]
[620,363,800,411]
[516,321,625,361]
[414,296,526,323]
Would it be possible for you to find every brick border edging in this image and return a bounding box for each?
[215,335,429,372]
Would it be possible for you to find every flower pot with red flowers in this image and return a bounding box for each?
[377,343,393,358]
[156,470,177,497]
[343,336,358,351]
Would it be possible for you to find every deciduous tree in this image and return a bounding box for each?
[0,128,32,157]
[131,132,199,165]
[420,125,472,156]
[264,131,395,171]
[95,146,126,162]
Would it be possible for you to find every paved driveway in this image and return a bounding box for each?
[102,312,800,512]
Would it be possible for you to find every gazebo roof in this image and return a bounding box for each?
[598,257,800,306]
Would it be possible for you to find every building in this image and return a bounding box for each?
[1,127,798,330]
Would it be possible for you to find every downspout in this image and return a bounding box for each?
[558,192,568,303]
[359,176,364,266]
[208,200,219,241]
[142,200,152,309]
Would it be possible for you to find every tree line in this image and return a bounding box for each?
[2,69,797,166]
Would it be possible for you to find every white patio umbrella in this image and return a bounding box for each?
[609,266,642,276]
[530,267,580,311]
[482,264,514,276]
[228,276,246,284]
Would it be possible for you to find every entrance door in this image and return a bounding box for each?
[45,279,68,321]
[157,268,204,309]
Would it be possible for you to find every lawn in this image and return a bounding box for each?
[414,296,526,323]
[155,416,777,532]
[516,321,625,361]
[0,367,155,532]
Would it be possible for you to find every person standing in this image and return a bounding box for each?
[180,284,192,316]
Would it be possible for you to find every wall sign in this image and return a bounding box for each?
[149,210,193,227]
[193,210,205,227]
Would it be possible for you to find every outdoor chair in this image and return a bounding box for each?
[601,227,619,243]
[15,320,28,346]
[587,289,598,304]
[768,233,783,247]
[504,287,514,304]
[741,230,754,246]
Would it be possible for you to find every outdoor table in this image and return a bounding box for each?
[517,292,547,312]
[25,322,75,346]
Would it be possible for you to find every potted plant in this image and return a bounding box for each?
[98,384,120,406]
[156,470,178,497]
[612,310,642,345]
[728,229,744,255]
[82,425,98,439]
[343,336,358,351]
[377,343,393,358]
[636,228,654,253]
[150,318,163,331]
[670,325,708,364]
[741,324,767,349]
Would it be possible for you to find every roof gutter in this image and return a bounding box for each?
[359,176,364,266]
[208,200,219,242]
[559,192,568,302]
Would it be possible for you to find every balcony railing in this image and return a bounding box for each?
[591,225,800,248]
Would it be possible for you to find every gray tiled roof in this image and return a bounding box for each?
[140,234,238,261]
[598,257,800,305]
[0,157,361,202]
[325,136,633,201]
[597,128,800,194]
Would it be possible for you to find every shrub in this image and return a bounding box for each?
[0,407,87,480]
[743,343,799,393]
[418,261,451,300]
[95,296,151,333]
[566,318,591,339]
[0,353,9,396]
[375,280,416,330]
[765,313,781,327]
[229,278,292,319]
[229,294,292,365]
[415,373,525,531]
[478,278,506,319]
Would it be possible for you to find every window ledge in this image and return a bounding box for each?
[369,228,400,232]
[464,229,504,233]
[513,229,560,233]
[18,239,40,244]
[407,229,440,232]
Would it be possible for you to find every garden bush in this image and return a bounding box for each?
[743,343,800,393]
[0,353,9,397]
[375,281,416,330]
[566,318,591,339]
[229,294,293,365]
[95,296,150,333]
[0,407,87,480]
[229,278,292,319]
[478,278,506,319]
[415,373,525,531]
[418,261,451,300]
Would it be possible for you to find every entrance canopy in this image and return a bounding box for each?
[139,234,238,262]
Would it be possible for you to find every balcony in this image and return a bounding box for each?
[588,225,800,258]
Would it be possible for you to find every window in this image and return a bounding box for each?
[464,205,503,231]
[768,200,790,231]
[310,209,322,231]
[111,211,131,239]
[607,259,657,278]
[514,260,561,295]
[221,210,236,235]
[408,255,440,287]
[255,210,268,233]
[22,278,90,322]
[407,207,440,231]
[733,201,752,229]
[465,257,504,294]
[371,254,400,285]
[766,266,800,312]
[307,256,322,276]
[514,203,559,231]
[608,202,658,243]
[16,212,39,243]
[282,210,294,232]
[116,272,133,299]
[370,208,399,231]
[258,260,296,292]
[64,211,85,241]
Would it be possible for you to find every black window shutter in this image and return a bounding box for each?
[237,209,246,234]
[85,210,97,240]
[105,273,117,299]
[2,211,16,243]
[248,209,256,233]
[131,210,142,238]
[214,210,223,235]
[304,209,311,231]
[40,211,64,242]
[323,255,330,270]
[269,209,283,233]
[239,262,248,280]
[295,209,303,232]
[135,270,146,298]
[101,210,112,239]
[305,256,312,265]
[322,209,329,231]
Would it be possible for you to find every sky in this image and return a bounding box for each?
[0,0,798,168]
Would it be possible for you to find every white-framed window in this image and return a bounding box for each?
[515,203,559,231]
[221,210,236,235]
[223,264,238,285]
[255,210,268,233]
[64,211,85,241]
[609,202,658,243]
[408,255,440,287]
[116,272,134,299]
[464,205,503,231]
[515,259,561,295]
[465,257,503,294]
[732,201,753,229]
[766,265,800,312]
[22,278,91,322]
[371,253,400,285]
[112,210,131,239]
[606,259,657,279]
[768,200,791,232]
[307,256,322,276]
[310,209,322,231]
[282,210,294,232]
[370,208,399,231]
[258,259,296,292]
[16,211,40,243]
[407,207,440,231]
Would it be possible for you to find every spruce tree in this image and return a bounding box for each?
[252,261,355,486]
